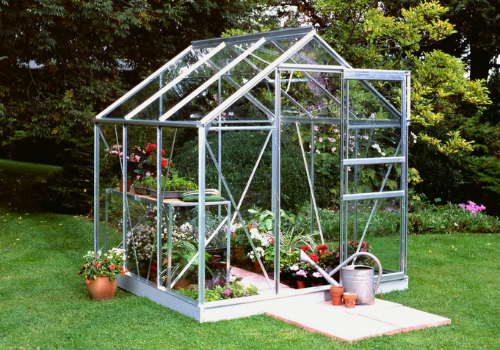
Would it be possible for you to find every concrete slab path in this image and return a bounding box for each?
[232,266,451,342]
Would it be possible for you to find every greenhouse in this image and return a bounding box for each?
[93,27,411,322]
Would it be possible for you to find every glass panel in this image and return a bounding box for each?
[345,127,402,159]
[280,71,342,119]
[348,80,401,121]
[132,45,245,121]
[342,198,402,274]
[346,163,401,194]
[104,50,200,119]
[158,204,231,299]
[229,41,282,72]
[167,70,277,122]
[284,37,346,66]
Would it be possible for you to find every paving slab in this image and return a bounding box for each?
[232,267,451,342]
[266,299,451,342]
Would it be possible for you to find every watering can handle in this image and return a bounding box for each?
[328,252,383,294]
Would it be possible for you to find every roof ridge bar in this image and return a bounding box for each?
[200,30,317,126]
[159,37,267,121]
[122,42,227,120]
[191,27,314,49]
[96,45,193,119]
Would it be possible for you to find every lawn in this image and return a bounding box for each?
[0,159,61,212]
[1,160,499,349]
[1,209,499,350]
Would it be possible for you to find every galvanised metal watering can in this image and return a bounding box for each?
[299,250,382,305]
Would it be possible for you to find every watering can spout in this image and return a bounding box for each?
[299,250,340,286]
[299,250,383,295]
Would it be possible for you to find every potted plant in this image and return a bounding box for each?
[126,223,158,279]
[133,174,154,195]
[79,247,128,300]
[104,145,141,192]
[230,223,250,264]
[149,175,198,199]
[288,263,309,288]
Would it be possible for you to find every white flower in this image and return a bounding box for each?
[312,272,322,279]
[296,269,307,278]
[289,264,299,272]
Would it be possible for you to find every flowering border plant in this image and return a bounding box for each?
[459,201,486,215]
[79,247,128,284]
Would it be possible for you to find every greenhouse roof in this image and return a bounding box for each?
[95,27,408,128]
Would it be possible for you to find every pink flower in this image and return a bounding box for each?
[224,289,231,296]
[109,264,116,270]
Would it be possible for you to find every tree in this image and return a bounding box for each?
[0,0,255,212]
[383,0,500,81]
[257,0,498,211]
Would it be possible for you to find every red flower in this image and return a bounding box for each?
[109,263,116,270]
[361,248,367,252]
[145,144,157,152]
[161,159,168,168]
[94,261,98,267]
[121,269,129,276]
[301,245,310,252]
[309,254,319,262]
[161,149,166,156]
[317,244,329,251]
[319,251,327,256]
[268,237,274,244]
[118,265,123,270]
[85,279,91,285]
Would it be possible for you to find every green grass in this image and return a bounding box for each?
[1,208,499,350]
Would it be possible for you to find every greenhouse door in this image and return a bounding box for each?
[339,69,410,282]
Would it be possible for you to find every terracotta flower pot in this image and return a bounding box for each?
[119,179,132,192]
[296,279,307,289]
[172,279,191,290]
[233,246,250,264]
[343,292,357,308]
[330,286,344,305]
[87,276,118,300]
[254,260,262,272]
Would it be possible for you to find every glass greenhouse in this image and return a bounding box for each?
[93,27,410,322]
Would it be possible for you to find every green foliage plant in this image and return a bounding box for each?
[176,281,258,302]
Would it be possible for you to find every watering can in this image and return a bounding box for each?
[299,250,383,305]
